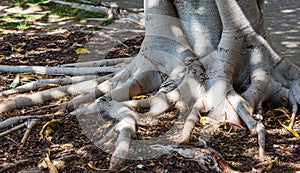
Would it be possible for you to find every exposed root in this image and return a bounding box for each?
[151,144,237,173]
[289,80,300,128]
[89,26,145,33]
[0,75,97,97]
[0,118,38,147]
[59,75,113,109]
[0,77,108,113]
[0,110,64,129]
[50,0,110,14]
[0,65,119,75]
[79,30,130,48]
[109,116,136,170]
[60,58,132,68]
[181,98,206,142]
[0,122,27,138]
[0,159,30,173]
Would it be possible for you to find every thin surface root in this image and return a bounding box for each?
[60,58,132,68]
[0,75,97,97]
[0,64,119,75]
[0,77,107,113]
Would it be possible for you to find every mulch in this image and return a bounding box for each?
[0,29,299,173]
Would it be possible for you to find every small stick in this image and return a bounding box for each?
[21,119,40,147]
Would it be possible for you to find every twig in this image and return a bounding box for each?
[21,119,40,147]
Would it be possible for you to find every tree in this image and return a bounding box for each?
[0,0,299,172]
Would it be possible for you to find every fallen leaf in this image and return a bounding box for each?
[87,162,101,171]
[10,74,20,88]
[132,94,152,100]
[6,42,24,52]
[39,119,60,141]
[20,73,39,82]
[38,148,58,173]
[278,120,300,138]
[200,116,218,127]
[76,48,91,54]
[38,84,61,91]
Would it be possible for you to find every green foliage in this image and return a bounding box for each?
[13,0,48,6]
[45,2,105,20]
[102,19,114,26]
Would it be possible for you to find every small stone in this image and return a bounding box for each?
[136,164,145,169]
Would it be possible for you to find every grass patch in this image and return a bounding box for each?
[0,21,29,29]
[45,1,105,21]
[0,13,43,29]
[13,0,48,7]
[1,0,106,29]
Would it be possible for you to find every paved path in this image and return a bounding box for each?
[266,0,300,65]
[104,0,299,65]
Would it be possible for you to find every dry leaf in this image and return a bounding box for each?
[199,116,218,127]
[76,48,91,54]
[132,94,152,100]
[6,42,24,52]
[38,84,61,91]
[20,73,39,82]
[38,148,58,173]
[278,120,300,138]
[39,119,60,141]
[87,162,101,171]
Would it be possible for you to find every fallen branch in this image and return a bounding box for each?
[0,75,97,97]
[0,65,119,75]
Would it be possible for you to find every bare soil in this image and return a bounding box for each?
[0,29,299,173]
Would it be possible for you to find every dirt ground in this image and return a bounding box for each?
[0,1,300,173]
[0,28,300,173]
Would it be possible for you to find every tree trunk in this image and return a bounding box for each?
[1,0,299,172]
